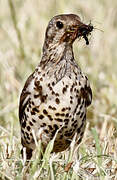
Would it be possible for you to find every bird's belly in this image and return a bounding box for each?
[22,77,87,152]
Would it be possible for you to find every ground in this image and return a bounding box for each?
[0,0,117,179]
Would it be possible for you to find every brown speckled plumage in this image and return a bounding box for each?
[19,14,93,159]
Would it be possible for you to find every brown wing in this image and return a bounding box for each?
[19,73,34,123]
[80,84,92,107]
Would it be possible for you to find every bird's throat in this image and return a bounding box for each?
[40,43,74,69]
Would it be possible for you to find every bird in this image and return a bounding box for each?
[19,14,93,160]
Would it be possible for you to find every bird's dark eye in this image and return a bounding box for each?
[56,21,64,29]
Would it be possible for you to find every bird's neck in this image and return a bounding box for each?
[40,42,74,69]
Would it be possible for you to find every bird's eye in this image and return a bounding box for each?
[56,21,64,29]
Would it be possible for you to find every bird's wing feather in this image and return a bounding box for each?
[80,76,92,107]
[19,73,34,123]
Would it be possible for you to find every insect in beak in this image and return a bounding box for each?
[77,23,93,45]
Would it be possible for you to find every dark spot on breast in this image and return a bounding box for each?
[44,129,49,134]
[74,88,76,92]
[64,118,69,123]
[52,91,55,95]
[52,81,55,86]
[77,122,84,133]
[27,126,31,131]
[43,109,48,115]
[39,114,44,119]
[51,130,56,137]
[34,80,40,88]
[62,107,66,112]
[38,85,42,91]
[26,140,30,144]
[40,77,43,81]
[48,83,50,87]
[62,87,67,94]
[65,113,69,117]
[31,111,36,115]
[27,108,29,112]
[76,111,80,116]
[49,86,53,91]
[80,131,84,137]
[49,105,52,109]
[27,136,30,140]
[22,121,26,128]
[55,93,59,96]
[80,104,83,110]
[48,125,53,130]
[73,123,78,128]
[72,120,77,125]
[49,105,56,110]
[29,121,33,126]
[78,98,81,104]
[41,95,47,103]
[70,87,73,92]
[41,123,46,127]
[31,101,34,105]
[64,122,68,126]
[48,83,53,91]
[55,118,63,122]
[32,107,39,113]
[32,118,36,123]
[25,132,29,137]
[70,100,73,104]
[74,104,79,114]
[47,114,53,121]
[55,113,60,116]
[54,124,59,130]
[30,132,33,137]
[55,98,60,104]
[80,112,84,119]
[77,137,82,144]
[82,99,84,105]
[62,113,66,116]
[77,127,81,133]
[21,128,24,133]
[70,96,73,99]
[34,94,40,98]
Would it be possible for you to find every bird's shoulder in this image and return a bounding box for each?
[70,62,92,107]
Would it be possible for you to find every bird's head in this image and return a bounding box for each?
[44,14,93,49]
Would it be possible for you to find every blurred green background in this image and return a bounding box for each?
[0,0,117,178]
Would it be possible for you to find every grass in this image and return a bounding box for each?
[0,0,117,179]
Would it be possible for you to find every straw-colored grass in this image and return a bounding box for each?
[0,0,117,179]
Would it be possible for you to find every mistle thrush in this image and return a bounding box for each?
[19,14,93,159]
